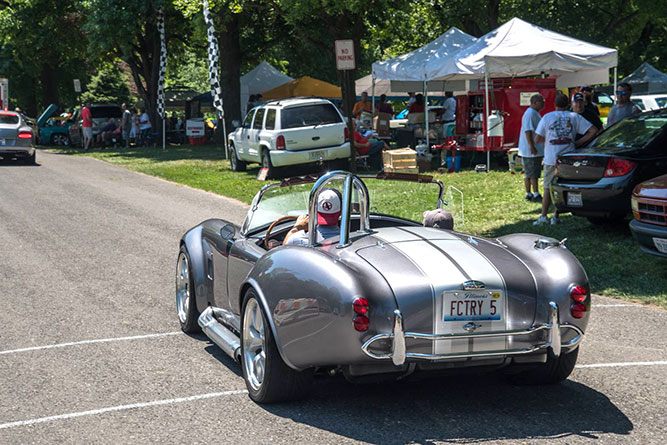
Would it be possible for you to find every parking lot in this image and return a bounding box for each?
[1,151,666,444]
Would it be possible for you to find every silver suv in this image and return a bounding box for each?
[228,98,350,178]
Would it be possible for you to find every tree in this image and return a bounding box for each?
[81,62,132,105]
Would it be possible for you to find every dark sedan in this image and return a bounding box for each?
[630,174,667,258]
[552,108,667,224]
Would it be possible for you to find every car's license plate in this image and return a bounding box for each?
[653,237,667,254]
[309,150,326,160]
[443,290,503,322]
[567,192,583,207]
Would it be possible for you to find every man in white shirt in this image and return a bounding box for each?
[518,94,545,202]
[283,189,342,246]
[139,109,152,146]
[442,91,456,122]
[533,94,596,225]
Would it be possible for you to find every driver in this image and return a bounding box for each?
[283,189,341,246]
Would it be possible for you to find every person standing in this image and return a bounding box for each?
[139,109,152,146]
[352,92,373,120]
[81,102,93,150]
[518,94,545,202]
[441,91,456,122]
[533,94,596,225]
[580,85,599,116]
[121,103,132,148]
[375,94,393,115]
[607,82,642,127]
[571,92,602,134]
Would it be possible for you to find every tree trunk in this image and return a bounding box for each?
[40,64,60,110]
[219,10,242,145]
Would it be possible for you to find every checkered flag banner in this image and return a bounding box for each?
[156,8,167,120]
[203,0,224,115]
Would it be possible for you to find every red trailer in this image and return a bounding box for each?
[455,78,557,152]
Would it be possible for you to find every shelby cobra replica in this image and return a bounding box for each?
[176,171,590,403]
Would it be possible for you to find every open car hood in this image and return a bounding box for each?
[37,103,58,127]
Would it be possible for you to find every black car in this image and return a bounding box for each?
[552,108,667,224]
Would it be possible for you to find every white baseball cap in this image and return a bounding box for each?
[317,189,341,225]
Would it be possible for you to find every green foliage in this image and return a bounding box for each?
[81,63,132,105]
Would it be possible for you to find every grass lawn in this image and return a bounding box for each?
[50,143,667,307]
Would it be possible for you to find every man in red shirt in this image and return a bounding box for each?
[81,102,93,150]
[353,124,388,170]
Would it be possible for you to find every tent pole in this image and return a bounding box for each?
[613,66,617,99]
[424,79,429,152]
[484,71,490,172]
[371,72,376,116]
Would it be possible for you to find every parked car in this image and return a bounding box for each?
[227,98,350,178]
[67,104,122,147]
[0,110,37,164]
[552,108,667,224]
[176,170,590,403]
[630,174,667,257]
[38,103,71,146]
[631,94,667,111]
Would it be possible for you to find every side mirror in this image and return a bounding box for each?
[220,224,237,241]
[232,120,241,129]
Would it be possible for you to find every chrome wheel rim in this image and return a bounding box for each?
[242,298,266,391]
[176,252,190,324]
[53,134,67,145]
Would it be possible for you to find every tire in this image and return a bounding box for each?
[511,347,579,385]
[261,148,277,179]
[51,133,69,146]
[241,289,312,403]
[229,144,246,172]
[25,151,36,165]
[176,246,201,333]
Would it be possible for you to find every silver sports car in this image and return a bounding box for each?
[177,171,590,403]
[0,111,37,164]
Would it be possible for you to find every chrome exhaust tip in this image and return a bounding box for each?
[198,306,241,361]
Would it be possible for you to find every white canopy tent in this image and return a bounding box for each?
[371,27,477,148]
[434,18,618,167]
[240,61,293,115]
[355,75,449,99]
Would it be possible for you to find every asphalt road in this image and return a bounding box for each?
[1,150,665,444]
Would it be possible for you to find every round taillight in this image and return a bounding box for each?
[353,297,369,315]
[353,315,370,331]
[570,285,587,303]
[570,303,587,319]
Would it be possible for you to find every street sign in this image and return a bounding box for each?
[335,40,355,70]
[0,78,8,110]
[73,79,81,93]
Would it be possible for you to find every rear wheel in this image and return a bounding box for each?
[229,144,246,172]
[261,148,277,179]
[51,133,69,146]
[241,289,312,403]
[511,347,579,385]
[176,246,201,333]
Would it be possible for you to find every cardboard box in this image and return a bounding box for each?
[373,112,391,137]
[383,147,418,173]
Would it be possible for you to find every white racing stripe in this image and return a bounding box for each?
[592,304,639,308]
[0,390,248,430]
[576,361,667,369]
[0,332,183,355]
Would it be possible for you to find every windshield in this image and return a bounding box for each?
[242,176,445,234]
[586,114,667,152]
[280,104,342,129]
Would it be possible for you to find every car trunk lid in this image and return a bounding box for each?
[556,154,609,182]
[356,227,538,357]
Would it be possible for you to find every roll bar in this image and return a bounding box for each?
[308,171,371,248]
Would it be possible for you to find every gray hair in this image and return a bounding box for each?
[530,94,544,105]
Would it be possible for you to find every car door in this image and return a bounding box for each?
[247,107,265,161]
[236,109,255,160]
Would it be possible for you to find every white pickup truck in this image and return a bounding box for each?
[228,98,350,178]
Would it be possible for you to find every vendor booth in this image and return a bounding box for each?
[619,62,667,95]
[261,76,341,100]
[240,62,293,115]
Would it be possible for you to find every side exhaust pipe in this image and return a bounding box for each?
[198,307,241,361]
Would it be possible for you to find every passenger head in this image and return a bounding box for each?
[317,189,342,226]
[423,209,454,229]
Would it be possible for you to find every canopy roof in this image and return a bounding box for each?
[621,62,667,94]
[372,27,477,82]
[241,61,293,96]
[262,76,341,100]
[438,18,617,88]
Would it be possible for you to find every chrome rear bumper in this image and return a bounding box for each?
[362,302,583,366]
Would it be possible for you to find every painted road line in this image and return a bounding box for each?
[592,304,639,308]
[577,360,667,369]
[0,332,183,355]
[0,390,248,430]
